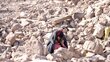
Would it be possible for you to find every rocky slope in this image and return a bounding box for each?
[0,0,110,62]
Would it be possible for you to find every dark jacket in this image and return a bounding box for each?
[47,30,68,53]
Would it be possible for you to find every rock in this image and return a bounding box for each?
[67,31,74,41]
[77,37,85,44]
[11,23,22,32]
[105,47,110,52]
[30,36,44,55]
[5,32,16,45]
[71,0,80,5]
[85,6,95,19]
[93,23,105,38]
[98,16,107,26]
[78,19,89,26]
[53,0,65,3]
[32,55,47,60]
[46,54,62,62]
[37,36,44,44]
[83,23,94,35]
[78,58,90,62]
[81,50,88,56]
[89,56,99,62]
[14,31,24,39]
[20,12,26,17]
[12,51,29,62]
[95,7,103,16]
[37,15,47,21]
[106,54,110,62]
[68,44,76,52]
[85,52,95,57]
[20,19,30,27]
[44,45,48,56]
[26,36,44,56]
[54,47,73,60]
[32,59,56,62]
[105,15,110,26]
[76,27,84,34]
[51,15,72,26]
[83,40,103,54]
[43,33,52,40]
[74,12,85,20]
[70,21,76,28]
[0,58,14,62]
[94,55,106,62]
[54,47,80,59]
[71,38,76,43]
[71,58,78,62]
[0,44,10,53]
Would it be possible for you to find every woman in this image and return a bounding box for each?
[47,26,68,53]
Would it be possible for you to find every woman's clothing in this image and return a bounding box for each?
[47,30,68,53]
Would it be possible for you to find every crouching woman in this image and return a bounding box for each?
[47,26,68,53]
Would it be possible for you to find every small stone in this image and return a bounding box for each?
[43,33,52,40]
[71,58,78,62]
[106,54,110,61]
[70,21,76,28]
[86,52,95,57]
[46,54,62,61]
[67,31,74,41]
[85,6,95,19]
[78,19,89,26]
[5,32,16,45]
[20,12,26,17]
[77,37,85,44]
[98,15,107,26]
[89,56,99,62]
[44,45,48,56]
[20,19,30,27]
[78,58,90,62]
[71,0,80,5]
[11,23,22,32]
[74,12,85,20]
[95,7,103,16]
[93,23,104,38]
[94,55,106,61]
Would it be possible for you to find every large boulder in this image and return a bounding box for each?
[25,36,44,56]
[54,47,80,60]
[12,51,29,62]
[83,40,103,54]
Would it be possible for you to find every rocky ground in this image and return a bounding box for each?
[0,0,110,62]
